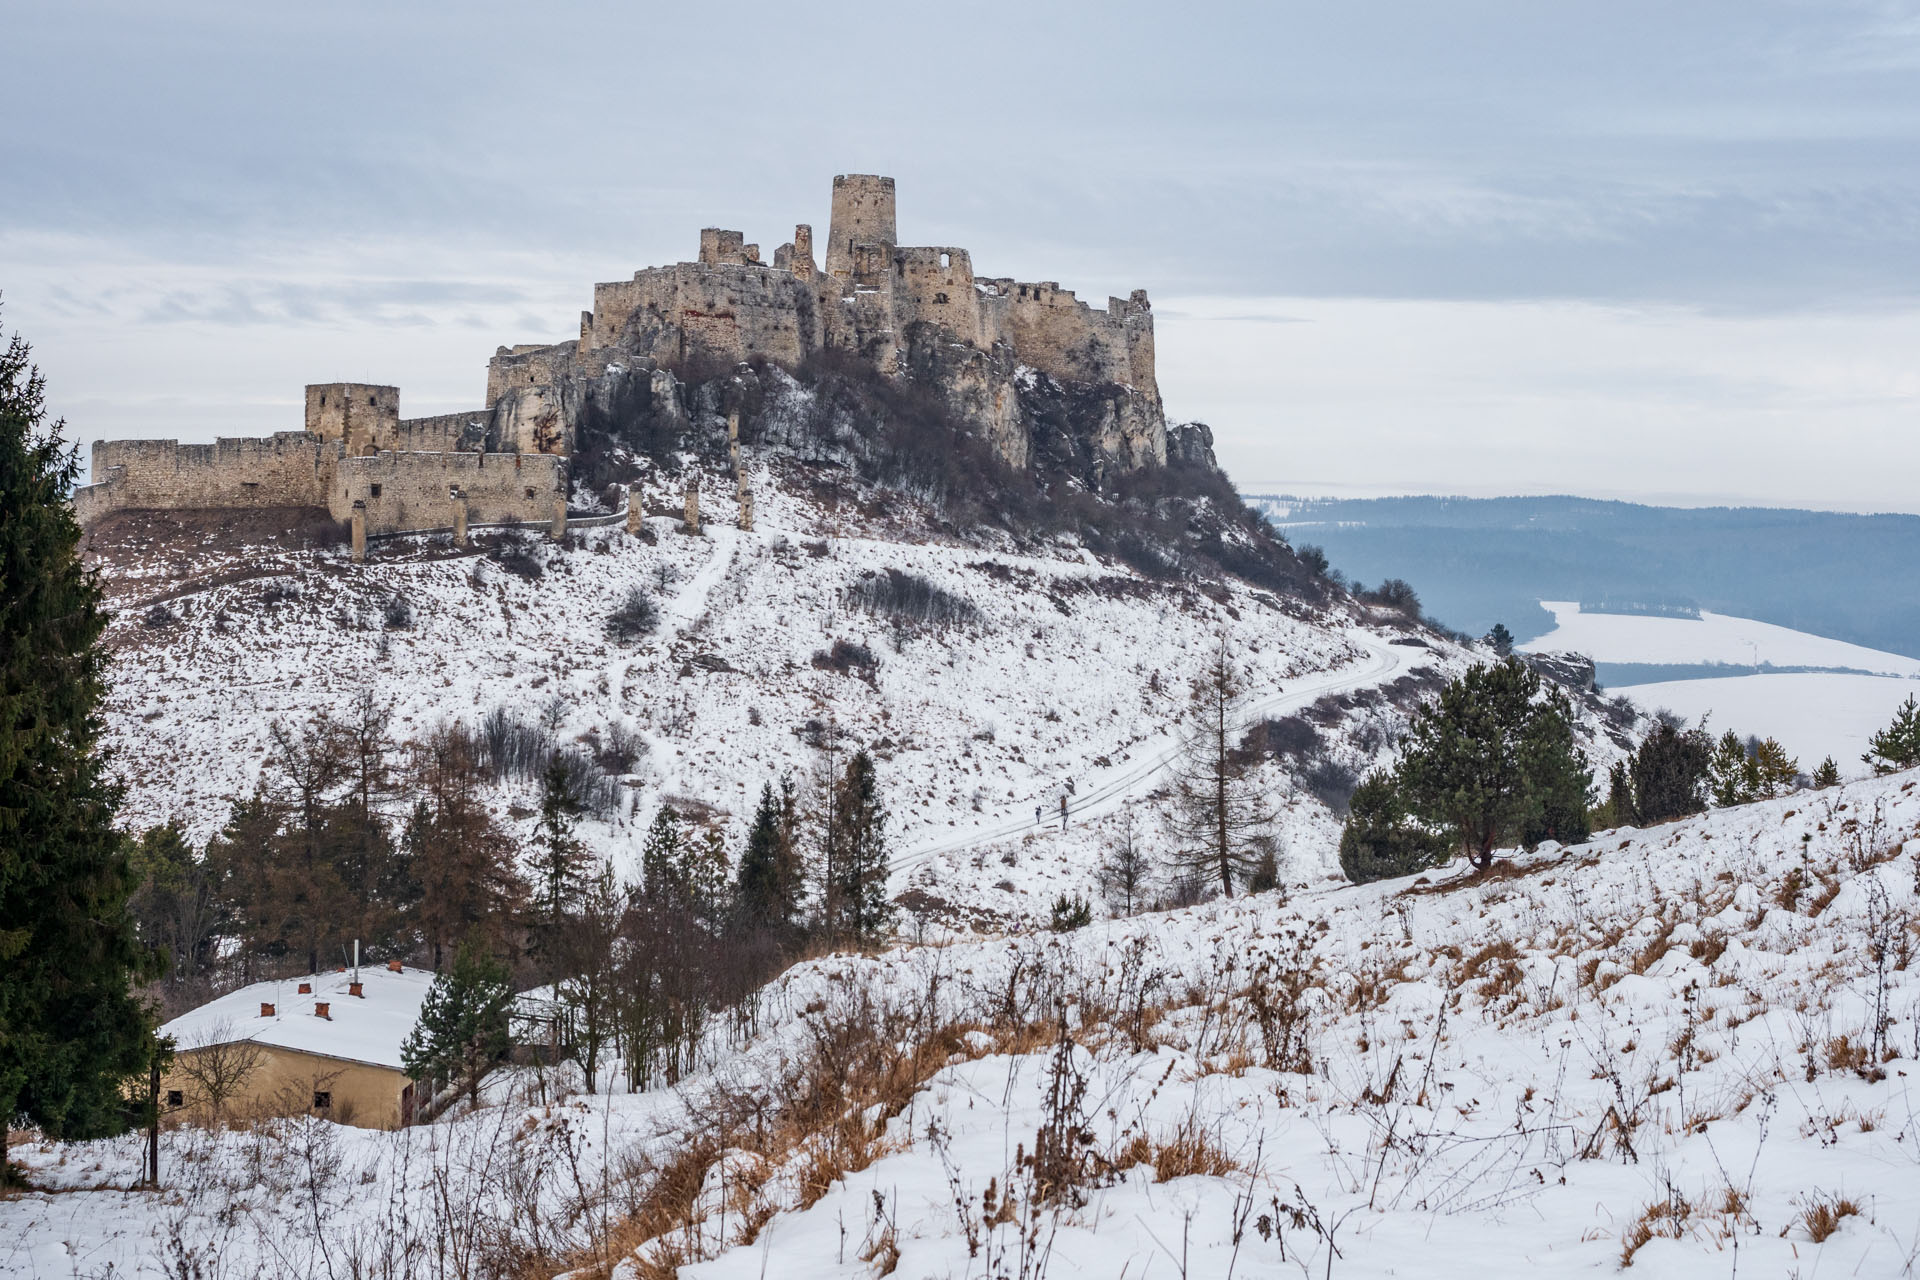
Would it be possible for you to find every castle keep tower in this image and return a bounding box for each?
[825,174,897,279]
[305,383,399,456]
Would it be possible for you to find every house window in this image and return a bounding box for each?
[313,1090,332,1110]
[165,1089,183,1108]
[369,484,382,498]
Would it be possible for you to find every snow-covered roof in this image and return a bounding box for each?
[160,966,437,1072]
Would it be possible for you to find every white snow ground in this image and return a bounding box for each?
[1524,601,1920,676]
[7,769,1919,1278]
[87,461,1625,927]
[1615,671,1920,778]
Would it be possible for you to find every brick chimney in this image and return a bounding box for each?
[314,1002,331,1019]
[387,959,403,972]
[349,981,364,997]
[297,981,312,995]
[260,1002,275,1017]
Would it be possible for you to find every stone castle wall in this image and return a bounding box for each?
[75,173,1171,536]
[79,433,337,523]
[332,450,565,530]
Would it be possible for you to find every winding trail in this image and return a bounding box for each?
[892,630,1406,879]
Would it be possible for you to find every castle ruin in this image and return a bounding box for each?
[75,174,1169,538]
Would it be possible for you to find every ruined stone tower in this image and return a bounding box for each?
[825,174,897,279]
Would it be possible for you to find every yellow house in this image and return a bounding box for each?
[158,964,437,1130]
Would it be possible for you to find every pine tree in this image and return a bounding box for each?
[400,937,513,1112]
[1864,694,1920,775]
[1812,756,1842,788]
[1627,721,1712,823]
[1709,730,1760,806]
[1338,770,1449,884]
[0,317,158,1140]
[1396,657,1592,871]
[829,749,894,946]
[1486,623,1515,657]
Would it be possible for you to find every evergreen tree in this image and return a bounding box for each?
[1338,770,1450,884]
[640,805,685,903]
[1596,761,1637,828]
[0,317,157,1140]
[734,781,800,935]
[399,937,513,1112]
[1627,721,1712,823]
[1485,622,1515,657]
[1395,657,1592,871]
[829,750,894,946]
[531,752,589,954]
[1813,756,1842,789]
[1709,730,1761,806]
[128,823,222,988]
[202,788,289,979]
[1864,694,1920,775]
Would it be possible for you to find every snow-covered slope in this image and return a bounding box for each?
[89,462,1631,925]
[8,770,1918,1278]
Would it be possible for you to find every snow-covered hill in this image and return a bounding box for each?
[87,460,1633,926]
[8,769,1918,1278]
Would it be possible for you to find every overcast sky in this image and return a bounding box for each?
[6,0,1919,511]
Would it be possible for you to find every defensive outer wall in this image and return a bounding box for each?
[74,174,1167,536]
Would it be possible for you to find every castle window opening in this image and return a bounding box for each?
[934,292,949,305]
[524,487,536,499]
[940,252,950,269]
[369,484,382,498]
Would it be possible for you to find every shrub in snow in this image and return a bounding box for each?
[382,593,413,630]
[605,586,660,641]
[812,638,879,677]
[142,602,176,629]
[842,568,979,629]
[489,534,543,580]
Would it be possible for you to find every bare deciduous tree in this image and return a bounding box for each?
[1167,637,1273,897]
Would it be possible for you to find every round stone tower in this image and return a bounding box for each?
[825,174,897,279]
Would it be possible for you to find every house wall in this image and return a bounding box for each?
[161,1043,414,1131]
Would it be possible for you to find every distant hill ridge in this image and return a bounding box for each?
[1250,493,1920,661]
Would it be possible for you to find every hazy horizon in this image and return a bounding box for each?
[8,1,1920,512]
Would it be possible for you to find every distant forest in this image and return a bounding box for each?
[1248,495,1920,660]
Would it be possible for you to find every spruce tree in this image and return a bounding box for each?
[0,318,157,1140]
[829,750,894,946]
[735,781,799,935]
[531,753,589,955]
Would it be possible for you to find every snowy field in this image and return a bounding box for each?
[7,769,1919,1278]
[1523,600,1920,676]
[1616,671,1920,777]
